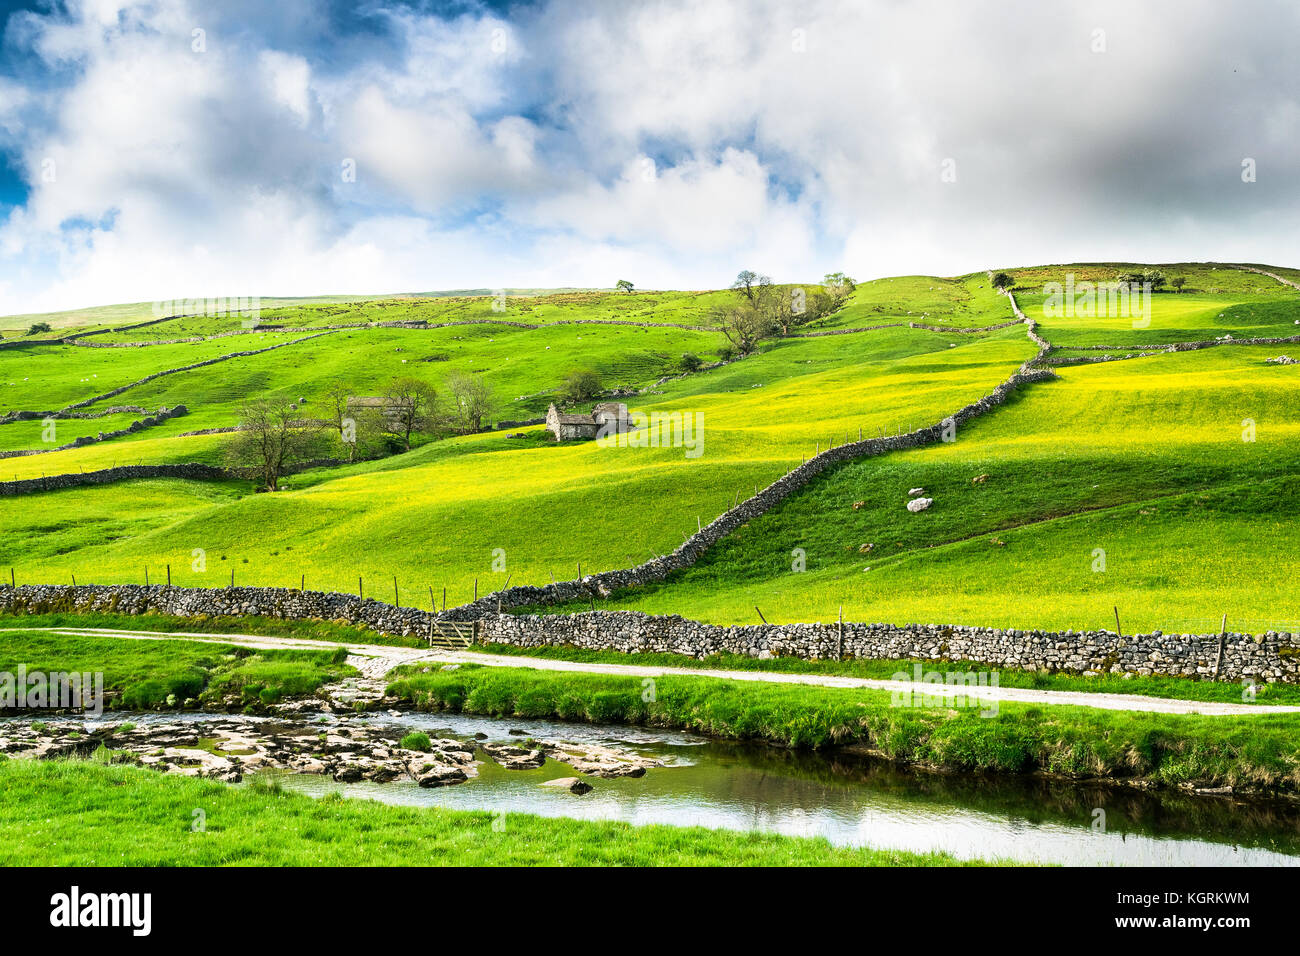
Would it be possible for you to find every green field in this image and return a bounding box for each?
[0,629,352,708]
[0,759,989,866]
[2,263,1298,635]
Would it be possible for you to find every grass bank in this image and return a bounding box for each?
[387,663,1300,794]
[0,759,993,866]
[0,630,353,709]
[470,642,1300,706]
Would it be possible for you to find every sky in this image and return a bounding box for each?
[0,0,1298,314]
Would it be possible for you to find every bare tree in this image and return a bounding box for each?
[323,380,354,439]
[730,269,771,303]
[226,398,321,491]
[386,377,439,451]
[445,369,496,434]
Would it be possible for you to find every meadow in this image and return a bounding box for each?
[1,263,1297,636]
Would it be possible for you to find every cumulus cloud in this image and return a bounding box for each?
[1,0,1299,313]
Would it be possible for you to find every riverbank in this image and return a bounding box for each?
[0,758,997,866]
[387,663,1300,795]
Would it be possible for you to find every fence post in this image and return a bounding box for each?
[1213,614,1228,680]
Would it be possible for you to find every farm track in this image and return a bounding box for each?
[7,625,1297,716]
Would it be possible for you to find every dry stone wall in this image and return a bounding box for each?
[0,405,188,459]
[0,584,1294,683]
[484,611,1299,683]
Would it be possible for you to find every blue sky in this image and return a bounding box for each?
[1,0,1299,315]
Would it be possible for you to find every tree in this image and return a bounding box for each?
[1116,268,1167,290]
[445,369,495,435]
[1170,276,1186,293]
[991,272,1014,292]
[710,299,776,355]
[25,322,52,336]
[822,272,857,305]
[226,398,321,491]
[561,368,602,404]
[385,376,439,451]
[323,381,354,438]
[615,279,635,294]
[321,380,387,461]
[730,270,771,303]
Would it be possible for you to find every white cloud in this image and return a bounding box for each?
[2,0,1300,314]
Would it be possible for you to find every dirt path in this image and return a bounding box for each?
[11,625,1299,717]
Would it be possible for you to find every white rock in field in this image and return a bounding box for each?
[908,487,925,496]
[906,497,933,512]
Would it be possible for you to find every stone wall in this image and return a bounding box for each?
[0,463,229,496]
[0,405,187,459]
[58,330,340,413]
[0,584,1293,682]
[483,611,1298,683]
[0,454,355,496]
[438,328,1055,621]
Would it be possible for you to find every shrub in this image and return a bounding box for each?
[400,731,432,752]
[560,368,602,404]
[679,352,702,372]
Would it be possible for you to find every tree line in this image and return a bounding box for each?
[228,370,495,490]
[710,271,857,355]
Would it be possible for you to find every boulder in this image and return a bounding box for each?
[906,497,933,512]
[416,764,469,787]
[540,776,593,795]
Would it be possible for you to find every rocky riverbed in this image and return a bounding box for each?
[0,713,664,788]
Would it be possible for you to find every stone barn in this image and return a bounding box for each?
[546,402,633,441]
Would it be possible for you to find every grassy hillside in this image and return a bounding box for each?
[593,343,1300,632]
[2,265,1297,634]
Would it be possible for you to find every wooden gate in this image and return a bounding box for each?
[427,620,479,649]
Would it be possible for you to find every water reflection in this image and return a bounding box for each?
[264,710,1300,867]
